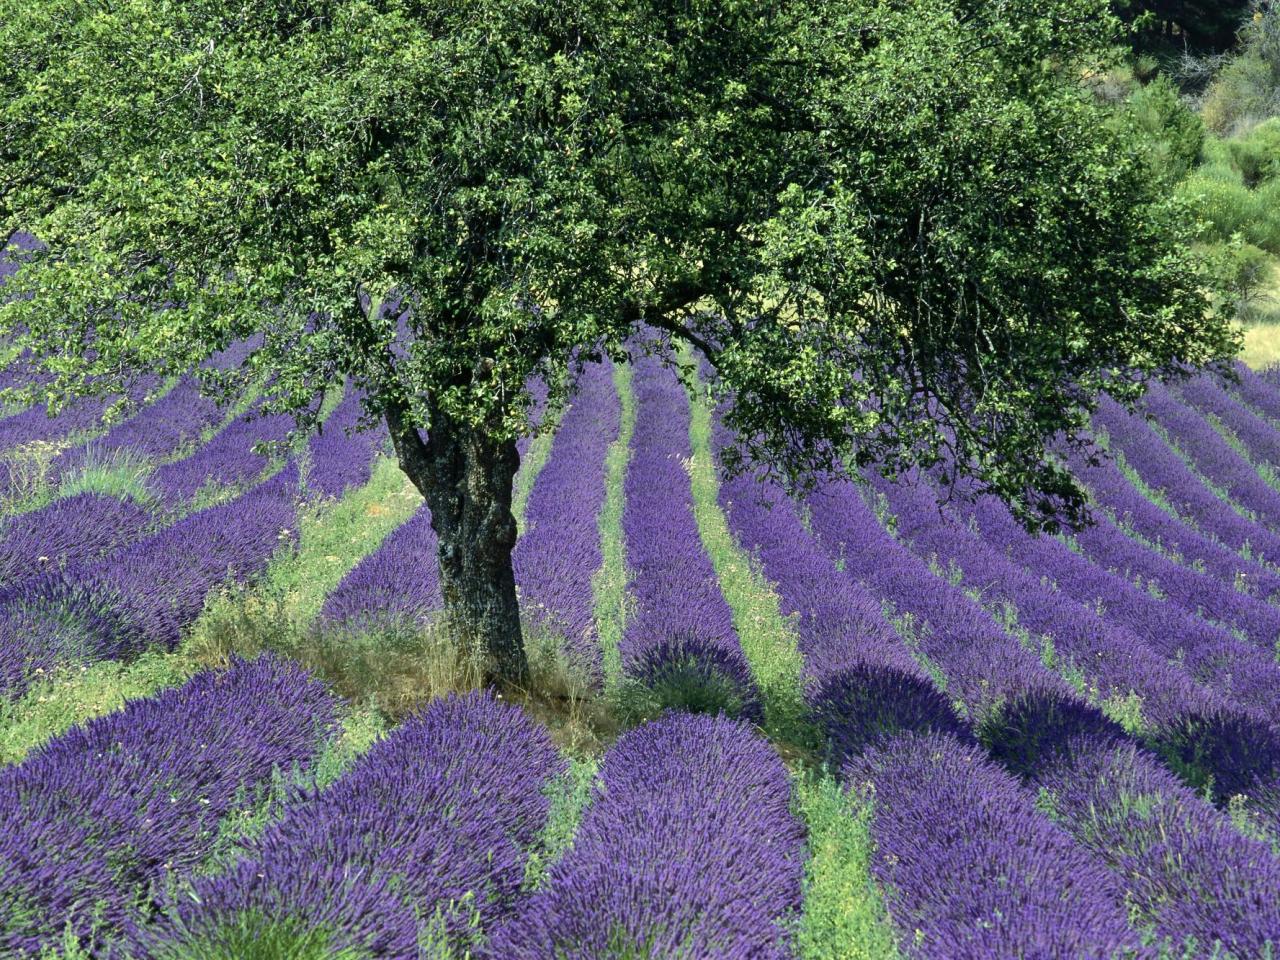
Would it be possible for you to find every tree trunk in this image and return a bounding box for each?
[384,399,528,684]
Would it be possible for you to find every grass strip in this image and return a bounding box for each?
[521,755,601,891]
[0,457,415,764]
[792,772,901,960]
[685,370,810,744]
[591,362,636,692]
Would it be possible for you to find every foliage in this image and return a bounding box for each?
[1127,74,1207,181]
[1176,171,1280,250]
[0,0,1238,542]
[1212,239,1276,319]
[1228,116,1280,183]
[1115,0,1253,57]
[792,772,901,960]
[1201,0,1280,133]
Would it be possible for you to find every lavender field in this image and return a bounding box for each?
[2,337,1280,959]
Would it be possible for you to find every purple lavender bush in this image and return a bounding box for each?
[1063,437,1280,602]
[513,359,619,674]
[1177,372,1280,483]
[0,655,339,955]
[0,492,154,587]
[147,400,294,508]
[135,690,563,959]
[301,388,384,500]
[805,475,1072,719]
[986,691,1280,958]
[1229,360,1280,423]
[0,472,298,695]
[0,371,161,460]
[1141,382,1280,533]
[51,377,218,477]
[845,730,1140,959]
[317,503,440,632]
[712,419,963,761]
[484,712,805,960]
[1066,502,1280,651]
[620,358,759,719]
[966,492,1280,800]
[1095,395,1280,564]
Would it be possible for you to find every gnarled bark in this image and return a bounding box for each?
[384,397,527,683]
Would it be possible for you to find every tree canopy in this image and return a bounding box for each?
[0,0,1239,676]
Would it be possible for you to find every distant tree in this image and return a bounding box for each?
[0,0,1238,682]
[1116,0,1252,56]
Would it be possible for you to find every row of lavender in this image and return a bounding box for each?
[0,354,799,957]
[266,353,1280,956]
[711,351,1280,957]
[0,386,381,696]
[1,663,804,958]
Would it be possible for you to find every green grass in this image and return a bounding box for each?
[263,456,421,628]
[55,451,155,505]
[1241,321,1280,370]
[792,772,900,960]
[514,413,561,535]
[0,378,181,513]
[0,649,198,765]
[685,366,811,746]
[522,756,600,891]
[197,705,386,876]
[139,914,374,960]
[592,362,637,691]
[0,457,418,764]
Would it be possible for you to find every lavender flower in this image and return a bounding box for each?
[513,360,619,672]
[846,731,1140,959]
[1141,382,1280,534]
[990,693,1280,958]
[147,400,294,508]
[1095,396,1280,564]
[0,655,339,955]
[620,357,759,718]
[0,474,298,695]
[0,493,154,588]
[137,690,563,958]
[484,712,805,959]
[301,387,383,500]
[317,504,440,631]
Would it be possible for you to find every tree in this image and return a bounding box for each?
[0,0,1238,682]
[1115,1,1252,56]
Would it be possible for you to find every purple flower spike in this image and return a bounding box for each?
[137,690,564,959]
[621,357,760,719]
[0,655,339,955]
[514,359,620,674]
[484,712,806,959]
[847,731,1141,959]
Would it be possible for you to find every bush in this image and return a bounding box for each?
[1253,176,1280,248]
[1229,115,1280,184]
[1177,173,1262,241]
[1201,2,1280,135]
[1128,75,1206,181]
[1197,136,1245,183]
[1213,240,1274,318]
[1202,52,1280,135]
